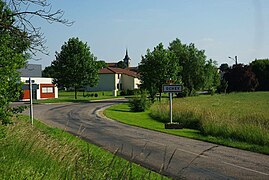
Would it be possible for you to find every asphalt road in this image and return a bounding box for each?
[18,100,269,179]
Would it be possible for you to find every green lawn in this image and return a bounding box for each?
[104,92,269,154]
[35,91,121,103]
[0,115,168,179]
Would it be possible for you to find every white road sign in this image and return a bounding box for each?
[163,84,182,93]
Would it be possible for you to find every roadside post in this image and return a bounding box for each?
[26,78,35,125]
[162,80,183,129]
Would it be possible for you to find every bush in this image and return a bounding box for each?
[128,93,150,112]
[94,93,98,97]
[120,90,127,96]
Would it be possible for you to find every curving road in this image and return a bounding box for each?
[20,100,269,179]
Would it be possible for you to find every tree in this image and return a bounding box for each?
[0,0,71,124]
[96,60,107,69]
[224,64,258,92]
[117,60,127,69]
[204,59,220,93]
[52,37,99,99]
[219,63,229,72]
[1,0,73,54]
[138,43,180,102]
[42,65,55,77]
[169,38,208,95]
[250,59,269,91]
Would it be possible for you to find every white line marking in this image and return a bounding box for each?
[147,140,269,176]
[223,161,269,176]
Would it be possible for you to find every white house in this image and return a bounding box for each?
[86,67,140,96]
[20,77,58,101]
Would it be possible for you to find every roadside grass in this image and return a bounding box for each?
[104,92,269,154]
[0,115,168,179]
[34,91,121,103]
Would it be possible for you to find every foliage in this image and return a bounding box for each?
[128,93,150,112]
[219,63,229,72]
[42,65,55,77]
[0,116,165,179]
[52,37,99,99]
[0,0,71,124]
[250,59,269,91]
[169,38,211,96]
[105,100,269,154]
[117,60,127,69]
[150,92,269,146]
[138,43,180,102]
[1,0,73,54]
[96,60,107,69]
[0,1,29,124]
[224,64,258,92]
[204,59,220,91]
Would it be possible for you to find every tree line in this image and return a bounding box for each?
[1,0,269,125]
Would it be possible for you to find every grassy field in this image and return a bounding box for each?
[34,90,121,103]
[104,92,269,154]
[0,115,168,179]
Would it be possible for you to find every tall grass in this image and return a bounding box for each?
[0,116,166,179]
[150,92,269,146]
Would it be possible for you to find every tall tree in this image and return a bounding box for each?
[250,59,269,91]
[224,64,258,92]
[204,59,220,91]
[52,37,99,99]
[0,0,71,124]
[169,38,208,95]
[138,43,180,102]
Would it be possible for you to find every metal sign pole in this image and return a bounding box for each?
[169,92,173,124]
[29,77,34,125]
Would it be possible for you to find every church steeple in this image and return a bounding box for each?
[123,49,131,68]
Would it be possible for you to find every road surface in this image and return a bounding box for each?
[18,100,269,179]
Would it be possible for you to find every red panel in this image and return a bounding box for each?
[40,84,55,99]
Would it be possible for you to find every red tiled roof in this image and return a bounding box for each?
[99,67,138,78]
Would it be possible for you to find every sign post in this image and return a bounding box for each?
[26,78,35,125]
[163,81,183,129]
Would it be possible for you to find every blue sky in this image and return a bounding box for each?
[28,0,269,68]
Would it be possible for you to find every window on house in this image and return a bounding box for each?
[42,87,54,93]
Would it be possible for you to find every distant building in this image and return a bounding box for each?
[18,64,58,100]
[87,50,140,96]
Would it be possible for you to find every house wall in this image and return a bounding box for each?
[86,74,116,91]
[121,75,140,90]
[20,77,58,100]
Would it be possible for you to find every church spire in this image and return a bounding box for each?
[123,48,131,68]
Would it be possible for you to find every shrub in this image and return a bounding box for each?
[120,90,127,96]
[128,93,150,112]
[94,93,98,97]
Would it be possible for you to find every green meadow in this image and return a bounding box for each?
[104,92,269,154]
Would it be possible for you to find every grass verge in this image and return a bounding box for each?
[104,101,269,155]
[34,91,121,103]
[0,115,168,179]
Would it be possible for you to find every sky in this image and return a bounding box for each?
[27,0,269,69]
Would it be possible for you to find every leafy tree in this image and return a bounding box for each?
[138,43,180,102]
[52,37,99,99]
[219,63,229,72]
[0,0,71,124]
[169,38,208,95]
[204,59,220,92]
[96,60,107,69]
[250,59,269,91]
[117,60,127,69]
[42,65,55,77]
[224,64,258,92]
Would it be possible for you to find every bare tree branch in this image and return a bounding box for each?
[1,0,74,55]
